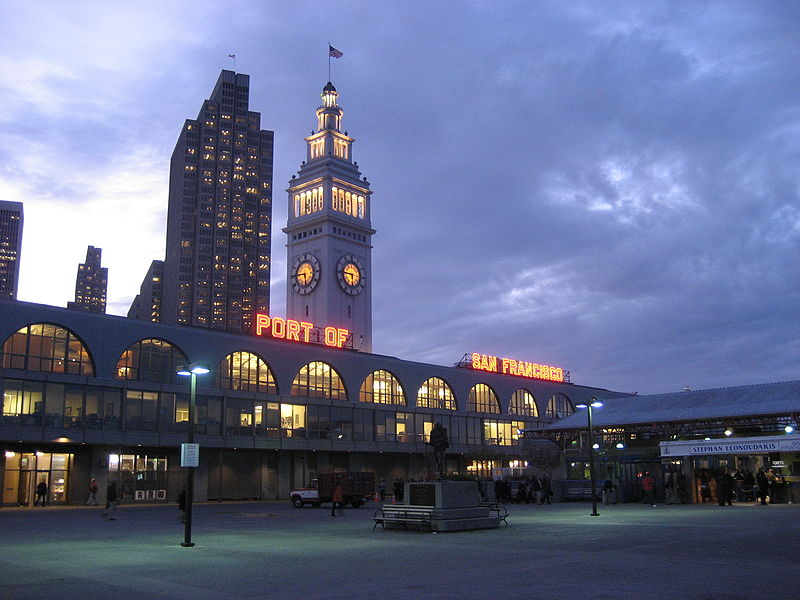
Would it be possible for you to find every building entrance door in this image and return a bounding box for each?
[1,452,71,506]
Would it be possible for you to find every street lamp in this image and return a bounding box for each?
[177,363,209,547]
[575,398,604,517]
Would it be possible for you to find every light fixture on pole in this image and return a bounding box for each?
[177,363,209,547]
[575,398,604,517]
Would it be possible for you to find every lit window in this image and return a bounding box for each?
[359,370,405,405]
[467,384,500,413]
[509,389,538,417]
[416,377,456,410]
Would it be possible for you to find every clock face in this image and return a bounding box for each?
[342,263,360,286]
[291,254,320,295]
[296,262,314,286]
[337,254,365,295]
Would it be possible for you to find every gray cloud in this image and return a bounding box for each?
[2,1,797,394]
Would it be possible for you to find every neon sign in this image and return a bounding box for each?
[467,353,566,383]
[255,313,350,349]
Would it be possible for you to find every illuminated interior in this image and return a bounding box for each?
[359,370,406,405]
[467,383,500,413]
[1,323,93,375]
[114,338,189,384]
[291,361,347,400]
[546,393,574,419]
[215,350,277,393]
[416,377,456,410]
[293,185,324,217]
[508,388,539,417]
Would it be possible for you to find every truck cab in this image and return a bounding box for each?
[291,479,322,508]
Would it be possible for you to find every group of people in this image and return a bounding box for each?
[640,471,690,506]
[699,466,787,505]
[495,476,552,504]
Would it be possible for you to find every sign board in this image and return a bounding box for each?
[254,313,351,349]
[660,435,800,457]
[181,443,200,468]
[464,352,567,383]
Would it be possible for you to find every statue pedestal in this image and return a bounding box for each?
[403,481,500,532]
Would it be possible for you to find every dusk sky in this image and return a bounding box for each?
[1,1,798,395]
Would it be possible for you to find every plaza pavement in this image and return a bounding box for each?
[0,499,797,600]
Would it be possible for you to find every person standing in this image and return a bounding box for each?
[87,478,99,505]
[393,478,404,503]
[602,479,615,505]
[331,482,344,517]
[532,476,544,505]
[676,472,689,504]
[756,467,769,505]
[641,472,656,507]
[742,470,756,502]
[35,480,48,507]
[716,468,734,506]
[542,476,552,504]
[377,477,386,502]
[104,481,118,520]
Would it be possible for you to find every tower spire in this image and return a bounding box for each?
[284,81,375,352]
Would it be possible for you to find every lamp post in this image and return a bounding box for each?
[576,398,603,517]
[177,363,209,547]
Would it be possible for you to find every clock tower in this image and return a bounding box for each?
[284,82,374,351]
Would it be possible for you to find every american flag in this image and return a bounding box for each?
[329,45,343,59]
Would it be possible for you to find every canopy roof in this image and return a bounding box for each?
[535,380,800,433]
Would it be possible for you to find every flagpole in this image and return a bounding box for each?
[328,42,331,81]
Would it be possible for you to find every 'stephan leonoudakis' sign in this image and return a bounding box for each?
[659,435,800,457]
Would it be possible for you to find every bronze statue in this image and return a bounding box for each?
[427,422,450,478]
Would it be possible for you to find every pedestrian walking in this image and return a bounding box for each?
[87,478,99,505]
[542,476,552,504]
[377,477,386,502]
[35,480,48,506]
[393,478,404,503]
[756,467,769,505]
[104,481,118,520]
[641,472,656,507]
[331,481,344,517]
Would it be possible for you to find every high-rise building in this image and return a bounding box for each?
[67,245,107,313]
[127,260,163,322]
[0,200,23,300]
[159,70,274,334]
[284,82,374,351]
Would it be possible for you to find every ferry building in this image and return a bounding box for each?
[0,80,623,506]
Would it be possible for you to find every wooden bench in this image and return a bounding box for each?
[560,480,601,501]
[372,505,433,532]
[478,501,509,527]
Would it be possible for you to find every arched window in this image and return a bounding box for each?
[467,383,500,413]
[291,361,346,400]
[359,370,405,405]
[115,339,189,384]
[509,389,539,417]
[1,323,93,375]
[215,351,277,393]
[416,377,456,410]
[546,393,574,419]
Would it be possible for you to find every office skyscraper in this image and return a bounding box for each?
[127,259,163,322]
[159,70,274,334]
[0,200,23,300]
[67,245,107,313]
